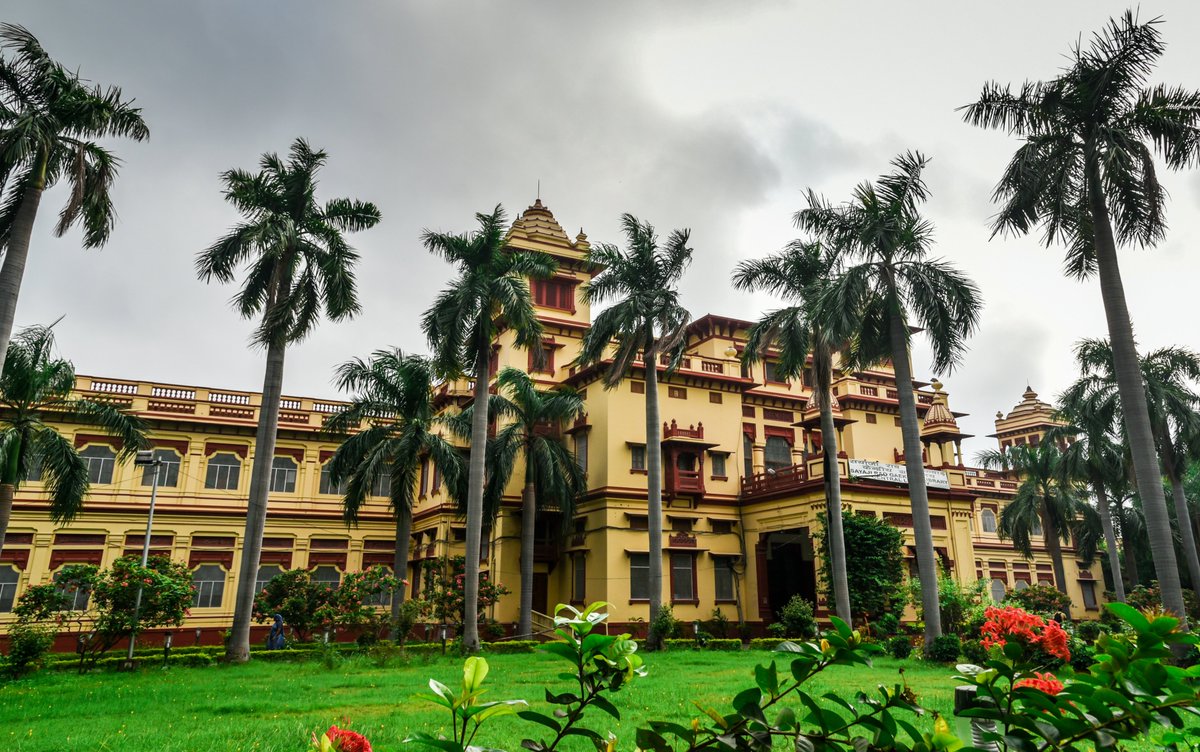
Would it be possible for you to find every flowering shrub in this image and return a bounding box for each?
[420,556,510,636]
[1002,584,1072,618]
[13,555,194,671]
[1012,671,1063,695]
[253,566,401,642]
[311,725,372,752]
[979,605,1069,663]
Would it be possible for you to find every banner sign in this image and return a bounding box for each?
[848,459,950,490]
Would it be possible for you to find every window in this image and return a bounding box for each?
[709,392,722,404]
[865,413,877,424]
[574,433,588,473]
[1014,579,1030,591]
[270,456,297,493]
[255,565,284,594]
[0,564,18,612]
[54,571,90,611]
[711,453,727,478]
[989,578,1007,603]
[1038,579,1054,588]
[80,445,116,484]
[670,553,695,601]
[711,519,735,535]
[1080,580,1097,609]
[531,278,575,311]
[981,509,997,533]
[319,464,347,495]
[140,449,181,487]
[372,473,392,498]
[572,554,586,602]
[205,453,241,490]
[668,386,687,400]
[764,361,785,383]
[802,368,814,388]
[529,343,556,375]
[24,456,42,482]
[631,445,646,471]
[714,557,735,602]
[312,566,341,589]
[628,515,648,531]
[671,517,694,533]
[629,553,649,600]
[894,416,902,427]
[192,565,226,608]
[419,460,429,497]
[743,434,753,478]
[631,381,645,394]
[1031,516,1044,537]
[363,567,393,607]
[764,436,791,471]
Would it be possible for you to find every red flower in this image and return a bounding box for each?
[326,726,372,752]
[979,606,1070,661]
[1014,671,1063,695]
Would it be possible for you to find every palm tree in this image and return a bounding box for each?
[1050,406,1129,602]
[422,206,555,653]
[197,139,380,662]
[797,152,981,648]
[962,11,1200,621]
[1063,339,1200,603]
[0,24,149,364]
[732,240,852,625]
[575,214,693,651]
[0,324,147,556]
[468,367,586,638]
[978,443,1091,604]
[324,349,463,640]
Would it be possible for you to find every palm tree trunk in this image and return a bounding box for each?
[1086,154,1187,624]
[644,345,665,650]
[461,338,491,653]
[0,483,13,560]
[887,308,942,647]
[0,158,47,374]
[816,346,851,625]
[1041,503,1070,605]
[1094,483,1125,602]
[226,337,287,662]
[389,506,412,641]
[1162,440,1200,599]
[518,456,536,639]
[1120,511,1142,589]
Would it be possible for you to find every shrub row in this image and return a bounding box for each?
[662,638,743,651]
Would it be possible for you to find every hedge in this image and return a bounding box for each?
[481,640,541,654]
[662,638,743,651]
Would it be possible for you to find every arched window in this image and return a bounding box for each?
[0,564,19,612]
[981,509,997,533]
[990,578,1007,603]
[192,565,226,608]
[319,463,347,495]
[269,456,297,494]
[255,565,284,594]
[1031,517,1044,537]
[362,566,393,607]
[1015,579,1030,591]
[80,445,116,484]
[743,434,753,478]
[53,570,90,611]
[371,474,391,499]
[312,565,341,589]
[764,436,791,471]
[205,453,242,490]
[140,448,181,488]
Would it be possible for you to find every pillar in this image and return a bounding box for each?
[752,442,765,474]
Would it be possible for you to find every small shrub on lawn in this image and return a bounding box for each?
[2,623,56,678]
[960,638,988,665]
[1074,620,1103,642]
[923,634,960,663]
[771,595,816,639]
[887,635,913,660]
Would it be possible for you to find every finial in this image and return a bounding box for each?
[996,411,1004,419]
[930,378,943,392]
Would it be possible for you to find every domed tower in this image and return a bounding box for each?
[990,385,1063,451]
[919,379,971,467]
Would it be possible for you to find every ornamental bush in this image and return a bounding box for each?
[770,595,816,639]
[1003,584,1072,618]
[817,511,906,625]
[887,635,913,659]
[2,622,56,678]
[923,634,960,663]
[252,565,400,643]
[419,556,510,635]
[1127,581,1200,620]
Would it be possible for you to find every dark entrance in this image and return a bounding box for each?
[532,572,549,615]
[763,527,817,620]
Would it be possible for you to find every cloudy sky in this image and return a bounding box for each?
[7,1,1200,453]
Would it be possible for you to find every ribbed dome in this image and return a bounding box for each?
[921,379,960,437]
[1004,385,1053,420]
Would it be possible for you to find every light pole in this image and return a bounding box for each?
[126,450,162,665]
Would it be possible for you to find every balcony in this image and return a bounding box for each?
[663,419,704,440]
[741,463,808,499]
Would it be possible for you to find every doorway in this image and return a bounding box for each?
[763,527,817,620]
[532,572,549,615]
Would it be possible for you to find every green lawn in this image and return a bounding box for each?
[0,649,955,751]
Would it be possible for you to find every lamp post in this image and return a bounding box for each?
[126,450,162,665]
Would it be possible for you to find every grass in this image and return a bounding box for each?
[0,649,954,751]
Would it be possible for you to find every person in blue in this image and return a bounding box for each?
[266,613,286,650]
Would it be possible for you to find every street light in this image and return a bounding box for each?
[125,449,163,666]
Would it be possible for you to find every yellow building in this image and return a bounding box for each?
[0,199,1104,645]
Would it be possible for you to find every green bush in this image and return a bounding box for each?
[747,638,786,651]
[886,635,912,659]
[872,612,900,638]
[661,638,742,651]
[1004,584,1072,618]
[706,608,731,639]
[649,605,681,644]
[923,634,960,663]
[250,649,315,663]
[3,623,56,678]
[960,638,988,665]
[774,595,816,639]
[480,640,539,654]
[765,622,787,638]
[817,511,908,625]
[1075,620,1103,642]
